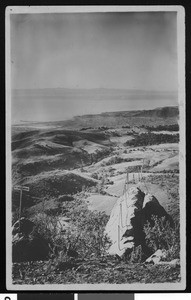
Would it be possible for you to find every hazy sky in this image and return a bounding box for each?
[11,12,178,91]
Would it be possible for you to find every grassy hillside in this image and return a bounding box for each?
[11,106,181,285]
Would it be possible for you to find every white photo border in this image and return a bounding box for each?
[6,5,186,291]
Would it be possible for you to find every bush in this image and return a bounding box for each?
[91,172,99,180]
[143,215,180,260]
[130,245,143,263]
[69,208,111,259]
[92,148,112,164]
[30,196,112,261]
[122,245,144,263]
[101,156,135,167]
[32,214,63,247]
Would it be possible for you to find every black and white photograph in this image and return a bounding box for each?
[6,6,186,290]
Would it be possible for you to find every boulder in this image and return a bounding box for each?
[105,186,173,257]
[12,217,35,235]
[12,217,50,262]
[145,249,167,264]
[145,250,180,265]
[12,233,50,262]
[141,194,174,227]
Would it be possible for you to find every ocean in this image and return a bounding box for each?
[11,88,178,124]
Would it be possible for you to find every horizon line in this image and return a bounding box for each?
[12,104,178,125]
[11,87,178,93]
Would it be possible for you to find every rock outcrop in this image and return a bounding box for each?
[105,186,173,257]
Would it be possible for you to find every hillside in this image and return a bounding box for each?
[11,106,180,285]
[133,106,179,118]
[12,106,179,211]
[14,105,179,130]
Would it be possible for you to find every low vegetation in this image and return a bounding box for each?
[126,133,179,147]
[12,185,180,283]
[141,124,179,131]
[144,216,180,261]
[100,155,136,167]
[12,186,180,284]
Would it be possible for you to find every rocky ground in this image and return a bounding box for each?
[13,258,180,285]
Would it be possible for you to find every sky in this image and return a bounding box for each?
[11,11,178,91]
[10,11,178,122]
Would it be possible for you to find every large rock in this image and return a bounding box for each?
[105,186,173,257]
[141,194,174,227]
[12,233,50,262]
[105,187,145,256]
[145,249,180,265]
[145,249,166,264]
[12,217,50,262]
[12,217,35,235]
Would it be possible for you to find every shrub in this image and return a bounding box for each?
[69,209,111,259]
[130,245,143,263]
[93,148,112,164]
[30,196,112,261]
[91,172,99,180]
[101,156,135,167]
[122,245,144,263]
[32,213,63,247]
[143,215,180,260]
